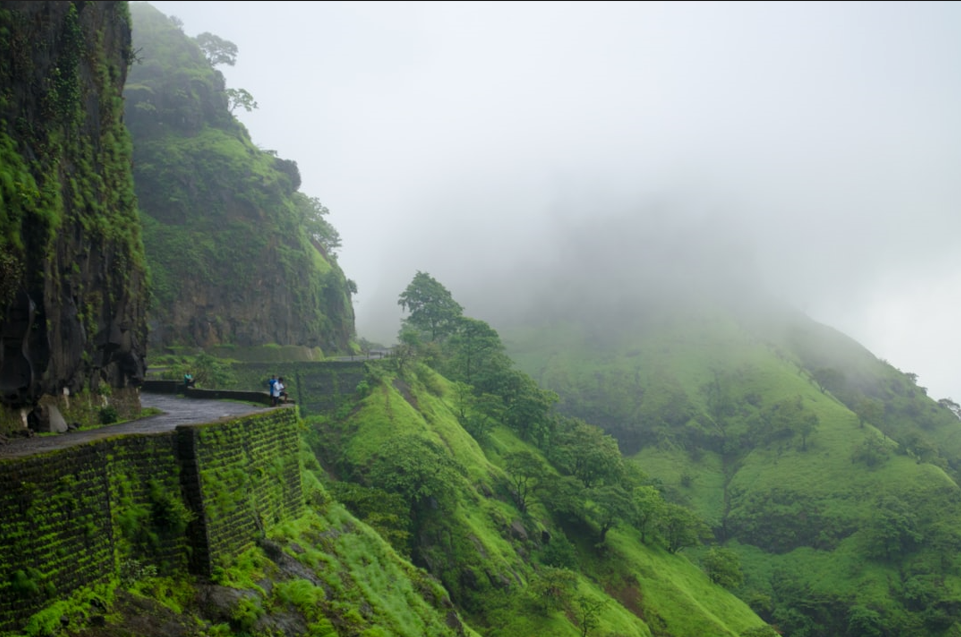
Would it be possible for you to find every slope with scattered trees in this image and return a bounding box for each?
[300,271,773,636]
[503,293,961,636]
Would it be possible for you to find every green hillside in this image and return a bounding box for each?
[503,300,961,636]
[304,360,768,637]
[124,3,355,354]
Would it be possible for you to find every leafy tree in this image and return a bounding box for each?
[367,435,464,527]
[398,271,463,341]
[631,485,666,544]
[811,367,845,395]
[390,326,422,374]
[703,546,744,589]
[660,503,711,554]
[865,495,923,561]
[527,566,578,614]
[757,396,818,449]
[294,194,341,256]
[850,434,891,467]
[938,397,961,420]
[854,397,884,428]
[585,484,633,544]
[226,87,258,113]
[537,474,587,522]
[495,369,558,445]
[195,32,238,66]
[702,368,738,426]
[445,316,503,384]
[796,409,819,451]
[505,450,545,513]
[574,596,607,637]
[456,388,503,443]
[550,417,624,488]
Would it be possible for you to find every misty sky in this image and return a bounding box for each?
[144,1,961,399]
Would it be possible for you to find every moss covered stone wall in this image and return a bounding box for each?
[179,408,303,577]
[0,407,302,634]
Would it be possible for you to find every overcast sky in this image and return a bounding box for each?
[144,1,961,400]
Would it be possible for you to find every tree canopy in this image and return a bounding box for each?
[195,32,237,67]
[398,271,464,341]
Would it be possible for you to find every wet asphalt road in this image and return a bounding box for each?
[0,393,279,460]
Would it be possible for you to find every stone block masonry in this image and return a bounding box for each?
[0,408,302,634]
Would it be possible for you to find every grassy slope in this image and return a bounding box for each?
[502,305,961,635]
[61,489,479,637]
[317,364,767,637]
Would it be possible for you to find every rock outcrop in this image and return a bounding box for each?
[0,1,148,413]
[125,3,355,354]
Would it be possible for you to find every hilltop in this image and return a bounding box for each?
[499,274,961,635]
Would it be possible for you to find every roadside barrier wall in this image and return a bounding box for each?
[0,407,302,634]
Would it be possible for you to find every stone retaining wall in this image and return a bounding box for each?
[0,408,302,634]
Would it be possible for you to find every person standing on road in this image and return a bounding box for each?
[276,377,288,404]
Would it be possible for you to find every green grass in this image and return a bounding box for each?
[312,362,770,636]
[502,303,961,635]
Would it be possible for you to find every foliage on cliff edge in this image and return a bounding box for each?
[125,3,354,353]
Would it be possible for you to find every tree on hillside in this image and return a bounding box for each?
[496,369,558,445]
[195,32,238,66]
[445,316,503,384]
[660,503,711,554]
[398,271,463,341]
[865,495,923,560]
[586,485,633,544]
[367,435,464,530]
[550,417,624,488]
[938,397,961,420]
[294,194,341,256]
[854,397,884,429]
[703,546,744,589]
[632,485,666,544]
[527,566,578,615]
[811,367,845,395]
[226,87,258,113]
[505,450,546,513]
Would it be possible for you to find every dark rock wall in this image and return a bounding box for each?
[0,1,148,411]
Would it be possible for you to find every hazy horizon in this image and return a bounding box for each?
[143,0,961,400]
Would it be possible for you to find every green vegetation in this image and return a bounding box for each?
[301,271,770,636]
[125,3,354,353]
[503,299,961,636]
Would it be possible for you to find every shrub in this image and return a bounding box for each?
[99,405,119,424]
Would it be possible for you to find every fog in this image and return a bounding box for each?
[144,1,961,399]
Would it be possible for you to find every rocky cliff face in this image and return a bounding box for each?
[125,3,355,354]
[0,1,148,412]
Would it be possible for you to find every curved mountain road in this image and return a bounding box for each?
[0,393,279,460]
